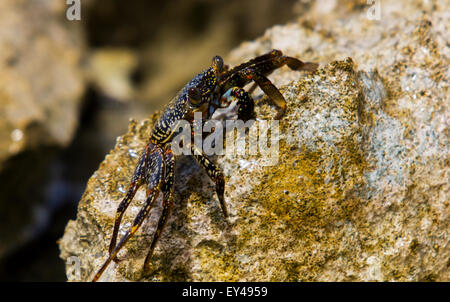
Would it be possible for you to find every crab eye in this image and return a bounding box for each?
[188,87,202,105]
[212,55,224,72]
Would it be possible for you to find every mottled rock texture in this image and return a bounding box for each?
[60,0,448,281]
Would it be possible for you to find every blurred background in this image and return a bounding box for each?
[0,0,311,281]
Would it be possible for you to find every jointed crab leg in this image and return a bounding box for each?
[241,68,287,119]
[221,49,317,89]
[219,50,318,119]
[192,145,228,218]
[144,149,175,269]
[108,145,150,255]
[220,49,283,79]
[92,147,165,282]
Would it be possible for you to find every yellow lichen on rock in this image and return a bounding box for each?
[60,0,448,282]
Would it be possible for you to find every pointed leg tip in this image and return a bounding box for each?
[274,108,286,120]
[217,195,228,218]
[222,209,229,218]
[91,272,101,282]
[143,254,154,273]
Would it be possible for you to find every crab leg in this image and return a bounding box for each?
[108,143,155,255]
[143,148,175,269]
[191,145,228,218]
[92,147,165,282]
[219,50,318,119]
[221,49,317,88]
[241,68,287,119]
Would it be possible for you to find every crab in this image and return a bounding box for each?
[91,49,318,281]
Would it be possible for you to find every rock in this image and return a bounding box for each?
[60,0,448,281]
[0,0,85,167]
[86,48,139,101]
[0,1,85,258]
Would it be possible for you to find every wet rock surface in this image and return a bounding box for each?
[60,0,448,281]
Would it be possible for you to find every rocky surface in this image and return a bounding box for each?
[60,0,448,281]
[0,1,85,167]
[0,1,85,258]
